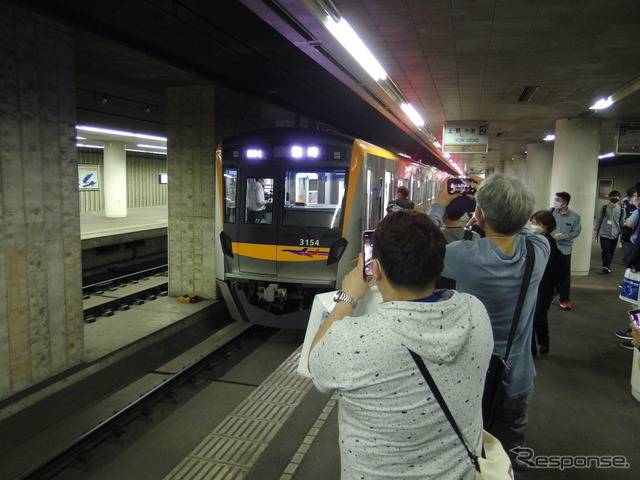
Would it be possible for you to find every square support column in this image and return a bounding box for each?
[0,6,83,401]
[166,86,217,299]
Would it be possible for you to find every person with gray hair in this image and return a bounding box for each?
[429,173,550,472]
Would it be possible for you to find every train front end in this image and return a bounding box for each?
[214,129,358,329]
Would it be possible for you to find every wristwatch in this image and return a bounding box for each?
[333,290,357,308]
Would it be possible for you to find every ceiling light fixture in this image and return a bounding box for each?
[400,103,425,127]
[589,97,613,110]
[543,134,555,142]
[126,148,167,155]
[77,143,104,149]
[323,17,387,81]
[77,125,167,142]
[590,75,640,110]
[137,143,167,150]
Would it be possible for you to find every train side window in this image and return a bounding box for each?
[283,169,346,228]
[245,177,274,225]
[223,168,237,223]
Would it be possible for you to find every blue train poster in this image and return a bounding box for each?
[78,165,99,190]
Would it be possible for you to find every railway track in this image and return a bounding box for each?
[82,264,169,323]
[15,322,276,480]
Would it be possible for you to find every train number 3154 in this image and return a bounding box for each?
[299,239,320,246]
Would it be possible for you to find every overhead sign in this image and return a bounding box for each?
[615,123,640,155]
[443,124,488,153]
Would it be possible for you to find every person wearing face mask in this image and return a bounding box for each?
[594,190,624,274]
[530,211,566,356]
[550,192,582,310]
[429,174,550,471]
[619,188,637,265]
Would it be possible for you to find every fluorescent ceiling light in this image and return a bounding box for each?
[400,103,425,127]
[125,148,167,155]
[589,97,613,110]
[76,125,167,142]
[589,76,640,111]
[324,17,387,81]
[543,134,555,142]
[77,143,104,149]
[137,143,167,150]
[598,152,615,159]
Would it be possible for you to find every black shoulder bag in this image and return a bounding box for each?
[408,350,514,479]
[482,238,535,428]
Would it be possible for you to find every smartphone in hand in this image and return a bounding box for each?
[363,230,374,278]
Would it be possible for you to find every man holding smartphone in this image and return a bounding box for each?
[309,211,494,479]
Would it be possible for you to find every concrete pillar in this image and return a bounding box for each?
[0,6,83,401]
[103,141,127,218]
[503,159,515,177]
[166,86,217,299]
[526,142,554,212]
[511,154,527,180]
[550,117,601,276]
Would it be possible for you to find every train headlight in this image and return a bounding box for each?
[291,146,303,158]
[307,146,319,158]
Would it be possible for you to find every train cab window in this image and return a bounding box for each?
[223,168,237,223]
[283,169,346,228]
[245,177,274,225]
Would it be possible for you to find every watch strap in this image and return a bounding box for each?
[334,290,357,308]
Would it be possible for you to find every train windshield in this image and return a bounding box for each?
[283,168,346,229]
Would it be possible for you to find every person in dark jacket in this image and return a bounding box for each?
[386,186,414,213]
[530,210,566,356]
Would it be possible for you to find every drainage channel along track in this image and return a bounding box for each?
[16,323,276,480]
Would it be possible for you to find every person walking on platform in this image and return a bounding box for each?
[429,173,550,472]
[530,210,566,356]
[594,190,624,274]
[550,192,582,310]
[309,211,493,480]
[620,188,637,264]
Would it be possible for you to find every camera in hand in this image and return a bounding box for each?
[446,178,477,196]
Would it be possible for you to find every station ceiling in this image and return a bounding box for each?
[16,0,640,175]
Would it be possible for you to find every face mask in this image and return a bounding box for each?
[553,201,563,209]
[531,225,544,235]
[610,198,619,204]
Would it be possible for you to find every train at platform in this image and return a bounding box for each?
[214,128,445,329]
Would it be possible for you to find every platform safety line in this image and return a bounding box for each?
[162,346,316,480]
[278,392,338,480]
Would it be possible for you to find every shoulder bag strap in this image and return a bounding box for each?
[504,238,535,362]
[408,349,480,471]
